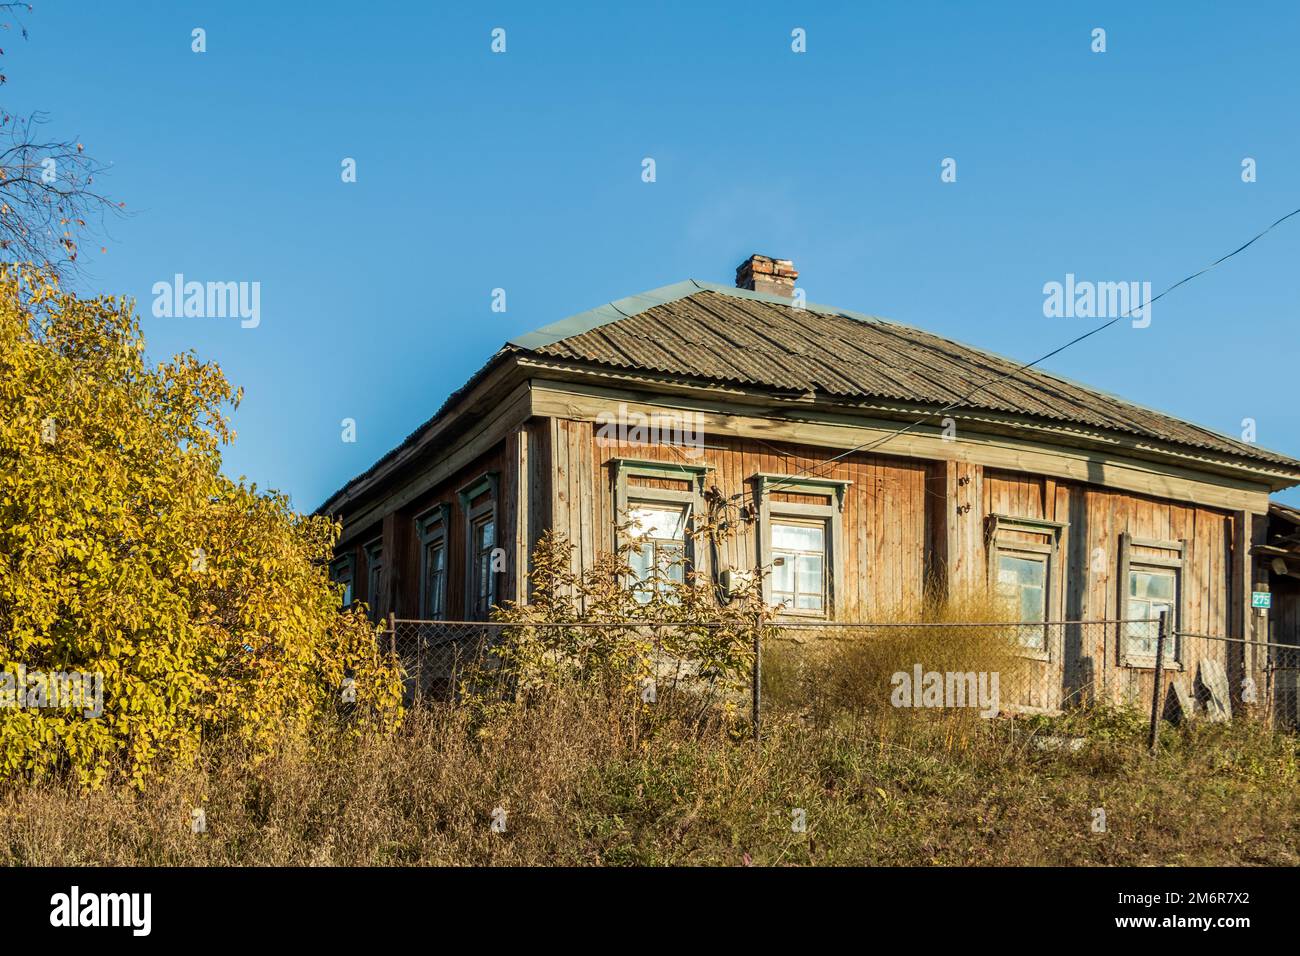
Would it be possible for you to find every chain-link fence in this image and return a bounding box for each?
[1172,630,1299,731]
[381,615,1300,737]
[762,619,1126,717]
[1266,639,1300,728]
[383,618,740,705]
[385,619,504,702]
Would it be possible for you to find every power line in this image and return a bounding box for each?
[755,204,1300,497]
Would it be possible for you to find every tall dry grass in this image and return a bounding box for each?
[2,672,1296,866]
[762,592,1029,728]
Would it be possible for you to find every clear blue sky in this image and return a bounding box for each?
[12,1,1300,507]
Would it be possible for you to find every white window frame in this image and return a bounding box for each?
[754,474,849,619]
[416,503,452,620]
[987,514,1067,660]
[1119,532,1184,669]
[769,516,830,615]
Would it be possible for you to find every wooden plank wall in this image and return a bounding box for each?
[983,469,1235,708]
[334,410,1252,719]
[1273,577,1300,646]
[547,422,930,616]
[345,440,512,620]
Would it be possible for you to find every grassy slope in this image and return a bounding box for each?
[2,695,1296,866]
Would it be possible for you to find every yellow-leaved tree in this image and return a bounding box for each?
[0,265,402,788]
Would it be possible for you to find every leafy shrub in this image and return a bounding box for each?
[0,266,402,787]
[483,526,771,722]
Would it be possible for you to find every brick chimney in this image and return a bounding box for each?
[735,254,798,298]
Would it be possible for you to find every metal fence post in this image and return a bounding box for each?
[1147,610,1169,754]
[752,613,762,743]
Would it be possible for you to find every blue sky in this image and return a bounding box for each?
[12,1,1300,507]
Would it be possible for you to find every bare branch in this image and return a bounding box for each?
[0,7,125,278]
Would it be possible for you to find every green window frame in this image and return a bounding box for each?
[329,553,355,608]
[754,474,849,619]
[611,458,710,603]
[363,537,384,624]
[416,504,451,620]
[459,473,500,621]
[987,514,1067,658]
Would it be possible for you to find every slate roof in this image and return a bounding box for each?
[510,280,1300,470]
[318,279,1300,514]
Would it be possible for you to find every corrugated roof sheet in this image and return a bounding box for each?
[319,278,1300,515]
[510,281,1300,471]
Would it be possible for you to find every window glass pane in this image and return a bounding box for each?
[663,555,686,586]
[996,554,1047,623]
[1017,623,1045,650]
[656,542,685,572]
[629,544,654,580]
[772,522,823,552]
[771,555,795,592]
[423,542,444,617]
[797,554,823,595]
[626,505,687,541]
[1019,586,1044,623]
[1126,615,1157,656]
[1125,566,1178,660]
[366,549,382,622]
[331,560,354,608]
[1132,568,1174,601]
[771,521,827,613]
[796,591,824,611]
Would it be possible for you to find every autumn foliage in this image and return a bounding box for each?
[0,266,402,787]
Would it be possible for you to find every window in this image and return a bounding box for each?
[424,541,447,618]
[1118,531,1183,665]
[754,474,848,618]
[997,553,1048,623]
[987,514,1066,654]
[626,502,689,602]
[1125,567,1177,659]
[611,459,710,602]
[470,513,496,619]
[363,538,383,623]
[329,555,355,608]
[416,504,451,620]
[459,473,500,621]
[771,520,827,613]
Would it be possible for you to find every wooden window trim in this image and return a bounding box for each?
[416,503,452,620]
[458,473,500,621]
[1118,532,1186,670]
[363,536,384,623]
[330,553,356,608]
[754,474,849,619]
[987,514,1067,662]
[611,458,711,584]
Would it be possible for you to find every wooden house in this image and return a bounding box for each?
[1253,502,1300,724]
[317,255,1300,711]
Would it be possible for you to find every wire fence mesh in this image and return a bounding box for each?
[382,616,1300,736]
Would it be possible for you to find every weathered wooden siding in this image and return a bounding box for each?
[367,440,512,620]
[983,469,1237,709]
[335,403,1262,717]
[548,421,929,616]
